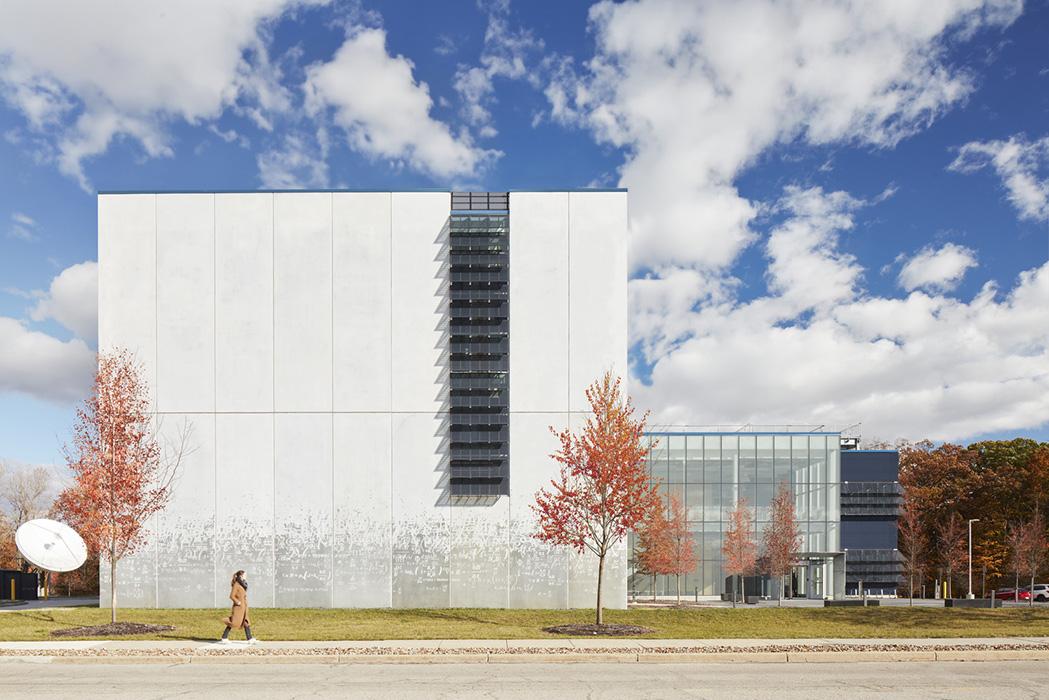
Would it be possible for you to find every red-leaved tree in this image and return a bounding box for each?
[1018,510,1048,608]
[763,483,801,606]
[634,491,672,601]
[722,497,757,607]
[533,371,662,625]
[55,350,188,623]
[936,513,967,599]
[664,495,697,605]
[898,494,926,605]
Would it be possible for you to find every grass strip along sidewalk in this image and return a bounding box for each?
[2,607,1049,642]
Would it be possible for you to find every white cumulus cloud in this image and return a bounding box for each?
[949,134,1049,222]
[257,132,330,189]
[453,0,544,138]
[897,242,979,292]
[29,260,98,345]
[305,27,499,180]
[0,317,94,404]
[546,0,1020,273]
[633,188,1049,442]
[540,0,1037,441]
[0,0,320,190]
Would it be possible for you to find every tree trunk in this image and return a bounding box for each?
[109,555,117,624]
[909,571,913,607]
[652,574,656,602]
[1031,575,1035,608]
[676,575,681,606]
[778,575,783,607]
[1015,571,1019,602]
[595,553,605,626]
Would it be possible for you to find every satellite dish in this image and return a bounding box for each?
[15,519,88,573]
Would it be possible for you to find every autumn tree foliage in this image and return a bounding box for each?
[935,513,967,599]
[634,490,671,601]
[897,495,926,605]
[899,439,1049,593]
[55,350,186,623]
[1017,510,1048,608]
[1006,522,1026,601]
[0,462,53,571]
[533,371,661,625]
[664,495,697,604]
[722,497,757,607]
[762,483,802,606]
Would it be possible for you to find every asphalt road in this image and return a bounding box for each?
[2,660,1048,699]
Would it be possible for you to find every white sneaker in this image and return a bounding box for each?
[218,638,232,645]
[247,638,260,645]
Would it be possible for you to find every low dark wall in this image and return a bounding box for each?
[945,598,1000,608]
[0,570,38,601]
[825,599,881,607]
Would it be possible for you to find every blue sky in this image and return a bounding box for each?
[0,0,1047,470]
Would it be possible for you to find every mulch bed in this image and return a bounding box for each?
[51,622,175,637]
[542,623,655,636]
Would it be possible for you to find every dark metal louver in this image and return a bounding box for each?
[448,194,510,496]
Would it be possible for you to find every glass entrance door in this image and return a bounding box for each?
[806,561,824,599]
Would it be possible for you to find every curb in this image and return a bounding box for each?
[5,650,1049,665]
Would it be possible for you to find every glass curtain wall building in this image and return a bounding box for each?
[633,431,841,598]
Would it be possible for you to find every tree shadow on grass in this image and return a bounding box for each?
[400,609,506,627]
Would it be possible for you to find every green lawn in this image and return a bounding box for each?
[2,606,1049,641]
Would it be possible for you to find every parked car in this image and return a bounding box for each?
[1028,584,1049,602]
[994,588,1031,601]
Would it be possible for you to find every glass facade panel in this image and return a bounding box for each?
[755,482,774,521]
[791,435,808,489]
[721,484,737,520]
[639,432,843,601]
[685,484,704,521]
[756,435,774,482]
[668,483,685,510]
[795,484,809,521]
[686,436,704,483]
[703,437,720,483]
[721,436,738,484]
[810,483,826,520]
[668,435,686,483]
[827,521,839,551]
[739,435,756,488]
[649,438,668,485]
[809,435,826,484]
[703,481,720,521]
[702,528,721,559]
[827,482,840,522]
[773,435,791,485]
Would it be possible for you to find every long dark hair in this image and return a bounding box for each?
[231,570,247,591]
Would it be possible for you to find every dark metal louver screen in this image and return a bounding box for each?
[448,194,510,496]
[451,191,509,211]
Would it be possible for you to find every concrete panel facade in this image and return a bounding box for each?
[215,194,273,413]
[98,190,628,609]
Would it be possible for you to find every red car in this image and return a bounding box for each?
[994,588,1032,601]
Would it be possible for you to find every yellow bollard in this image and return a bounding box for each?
[9,578,14,601]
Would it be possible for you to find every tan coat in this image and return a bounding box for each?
[222,581,250,629]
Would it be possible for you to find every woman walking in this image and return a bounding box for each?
[220,570,257,644]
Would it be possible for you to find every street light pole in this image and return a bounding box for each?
[968,519,980,599]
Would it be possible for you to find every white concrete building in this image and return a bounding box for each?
[97,190,628,608]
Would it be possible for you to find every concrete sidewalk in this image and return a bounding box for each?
[1,637,1049,664]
